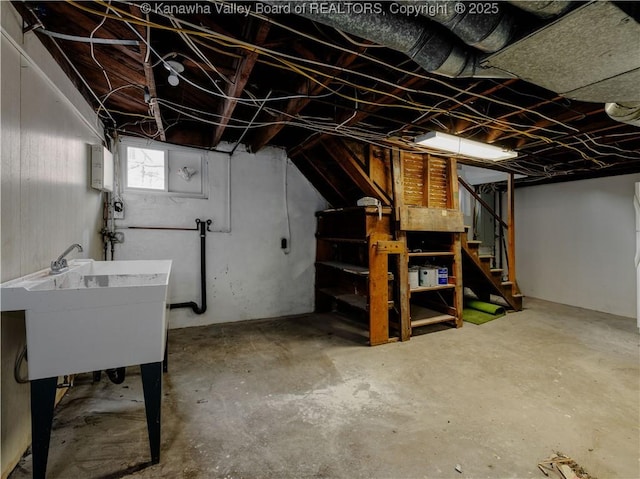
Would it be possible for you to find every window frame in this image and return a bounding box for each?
[120,137,208,199]
[124,144,169,192]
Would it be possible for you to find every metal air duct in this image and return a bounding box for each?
[507,1,573,18]
[394,0,515,52]
[262,0,512,78]
[605,102,640,127]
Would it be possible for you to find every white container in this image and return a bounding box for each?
[409,267,420,290]
[419,266,438,287]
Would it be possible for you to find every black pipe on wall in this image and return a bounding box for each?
[170,218,211,315]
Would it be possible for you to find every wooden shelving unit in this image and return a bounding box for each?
[406,232,463,331]
[313,150,466,345]
[315,206,404,346]
[390,151,465,340]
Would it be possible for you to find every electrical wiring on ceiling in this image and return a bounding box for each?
[81,0,578,134]
[89,0,114,91]
[76,9,543,154]
[56,0,639,174]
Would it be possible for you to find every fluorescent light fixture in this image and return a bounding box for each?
[415,131,518,161]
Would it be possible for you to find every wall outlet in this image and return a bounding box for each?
[113,200,124,220]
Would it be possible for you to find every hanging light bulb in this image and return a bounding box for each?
[167,73,179,87]
[163,60,184,87]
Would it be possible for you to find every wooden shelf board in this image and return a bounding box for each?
[316,236,367,244]
[316,261,394,280]
[410,305,456,328]
[317,261,369,275]
[336,294,368,311]
[410,284,455,293]
[408,251,454,257]
[317,289,393,311]
[316,206,393,216]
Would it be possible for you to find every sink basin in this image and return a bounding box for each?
[1,259,172,380]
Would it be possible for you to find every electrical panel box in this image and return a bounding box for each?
[91,145,114,192]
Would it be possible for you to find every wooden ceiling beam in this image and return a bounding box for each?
[470,96,564,143]
[320,139,391,204]
[292,151,351,206]
[416,79,518,129]
[212,20,271,146]
[248,46,367,153]
[499,105,601,146]
[289,74,427,157]
[128,5,165,141]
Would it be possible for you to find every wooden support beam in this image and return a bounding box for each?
[212,21,270,146]
[448,158,460,211]
[289,74,427,158]
[321,140,391,204]
[129,5,165,141]
[391,149,411,341]
[249,48,364,152]
[368,233,390,346]
[452,233,464,328]
[507,173,516,287]
[374,240,405,253]
[416,79,518,129]
[293,151,351,206]
[500,104,601,145]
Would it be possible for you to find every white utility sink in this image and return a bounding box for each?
[0,259,172,380]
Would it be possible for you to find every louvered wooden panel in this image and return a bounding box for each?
[403,152,426,206]
[428,157,449,208]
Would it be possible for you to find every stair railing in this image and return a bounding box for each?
[458,175,517,286]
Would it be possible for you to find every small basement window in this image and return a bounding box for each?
[121,137,207,198]
[126,146,166,190]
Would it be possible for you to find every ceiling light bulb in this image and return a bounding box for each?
[168,73,179,87]
[164,60,184,74]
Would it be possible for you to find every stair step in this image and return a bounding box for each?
[466,240,482,246]
[512,293,524,298]
[490,268,503,275]
[464,225,470,231]
[478,255,493,262]
[501,281,513,287]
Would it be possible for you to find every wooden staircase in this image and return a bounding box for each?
[461,226,523,311]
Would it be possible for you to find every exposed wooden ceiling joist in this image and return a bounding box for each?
[12,0,639,188]
[212,20,270,146]
[129,4,165,141]
[249,47,367,152]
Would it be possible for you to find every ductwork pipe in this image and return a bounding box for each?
[394,0,515,53]
[507,1,572,18]
[263,0,477,77]
[605,102,640,127]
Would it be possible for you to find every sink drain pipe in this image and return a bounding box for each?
[170,218,212,315]
[93,218,212,385]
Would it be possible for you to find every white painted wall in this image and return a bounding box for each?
[117,145,327,328]
[1,4,105,476]
[516,173,640,319]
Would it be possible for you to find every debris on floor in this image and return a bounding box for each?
[538,452,597,479]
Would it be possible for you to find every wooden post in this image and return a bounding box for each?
[452,232,464,328]
[423,155,431,208]
[507,173,516,288]
[448,158,460,211]
[368,233,389,346]
[391,149,411,341]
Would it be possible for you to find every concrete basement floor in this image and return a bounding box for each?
[9,298,640,479]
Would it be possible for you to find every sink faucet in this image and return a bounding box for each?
[51,243,83,274]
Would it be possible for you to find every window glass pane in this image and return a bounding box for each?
[127,147,165,190]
